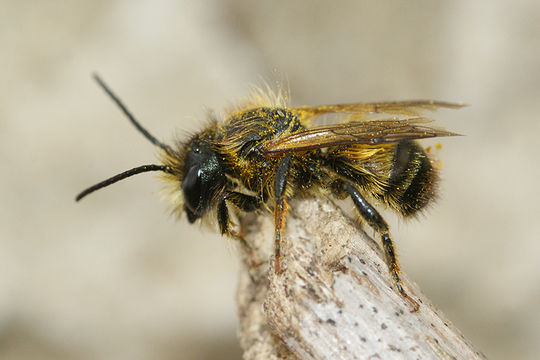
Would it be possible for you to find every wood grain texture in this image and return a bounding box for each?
[236,198,486,360]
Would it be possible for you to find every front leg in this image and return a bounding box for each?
[217,191,260,239]
[217,191,262,269]
[343,182,420,312]
[273,154,292,274]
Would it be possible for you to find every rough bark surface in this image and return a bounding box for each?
[236,198,487,360]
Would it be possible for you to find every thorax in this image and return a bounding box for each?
[217,107,303,192]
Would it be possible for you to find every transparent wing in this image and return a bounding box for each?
[290,100,465,123]
[262,116,461,156]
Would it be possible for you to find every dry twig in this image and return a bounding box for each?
[236,198,486,360]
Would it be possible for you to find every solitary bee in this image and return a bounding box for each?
[77,75,463,311]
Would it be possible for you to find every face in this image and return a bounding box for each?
[181,139,225,222]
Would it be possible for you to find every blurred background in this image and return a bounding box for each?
[1,0,539,359]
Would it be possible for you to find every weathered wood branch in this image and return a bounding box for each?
[236,198,486,360]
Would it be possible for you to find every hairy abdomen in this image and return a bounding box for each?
[385,141,438,216]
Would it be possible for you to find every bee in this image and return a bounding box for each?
[77,74,463,311]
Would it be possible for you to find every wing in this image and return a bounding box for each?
[290,100,465,123]
[262,116,461,156]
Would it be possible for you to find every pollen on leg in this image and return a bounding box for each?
[273,199,289,274]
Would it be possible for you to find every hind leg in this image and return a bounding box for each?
[343,182,419,312]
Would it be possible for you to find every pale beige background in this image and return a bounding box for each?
[1,1,539,359]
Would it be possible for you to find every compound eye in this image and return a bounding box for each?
[184,205,198,223]
[182,166,202,215]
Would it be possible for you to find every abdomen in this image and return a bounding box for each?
[385,141,439,217]
[329,140,439,217]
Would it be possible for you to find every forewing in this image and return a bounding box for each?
[262,117,461,156]
[290,100,465,123]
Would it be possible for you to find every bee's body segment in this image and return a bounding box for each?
[78,76,463,312]
[387,141,439,216]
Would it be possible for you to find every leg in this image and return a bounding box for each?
[225,192,261,212]
[217,191,260,236]
[217,192,264,269]
[343,182,420,312]
[274,154,292,274]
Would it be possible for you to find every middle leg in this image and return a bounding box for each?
[273,154,292,274]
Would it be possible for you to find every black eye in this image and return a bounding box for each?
[182,166,202,214]
[184,205,198,224]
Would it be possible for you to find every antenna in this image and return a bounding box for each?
[93,73,174,154]
[76,164,173,201]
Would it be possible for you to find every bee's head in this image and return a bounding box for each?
[76,74,226,224]
[176,138,226,222]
